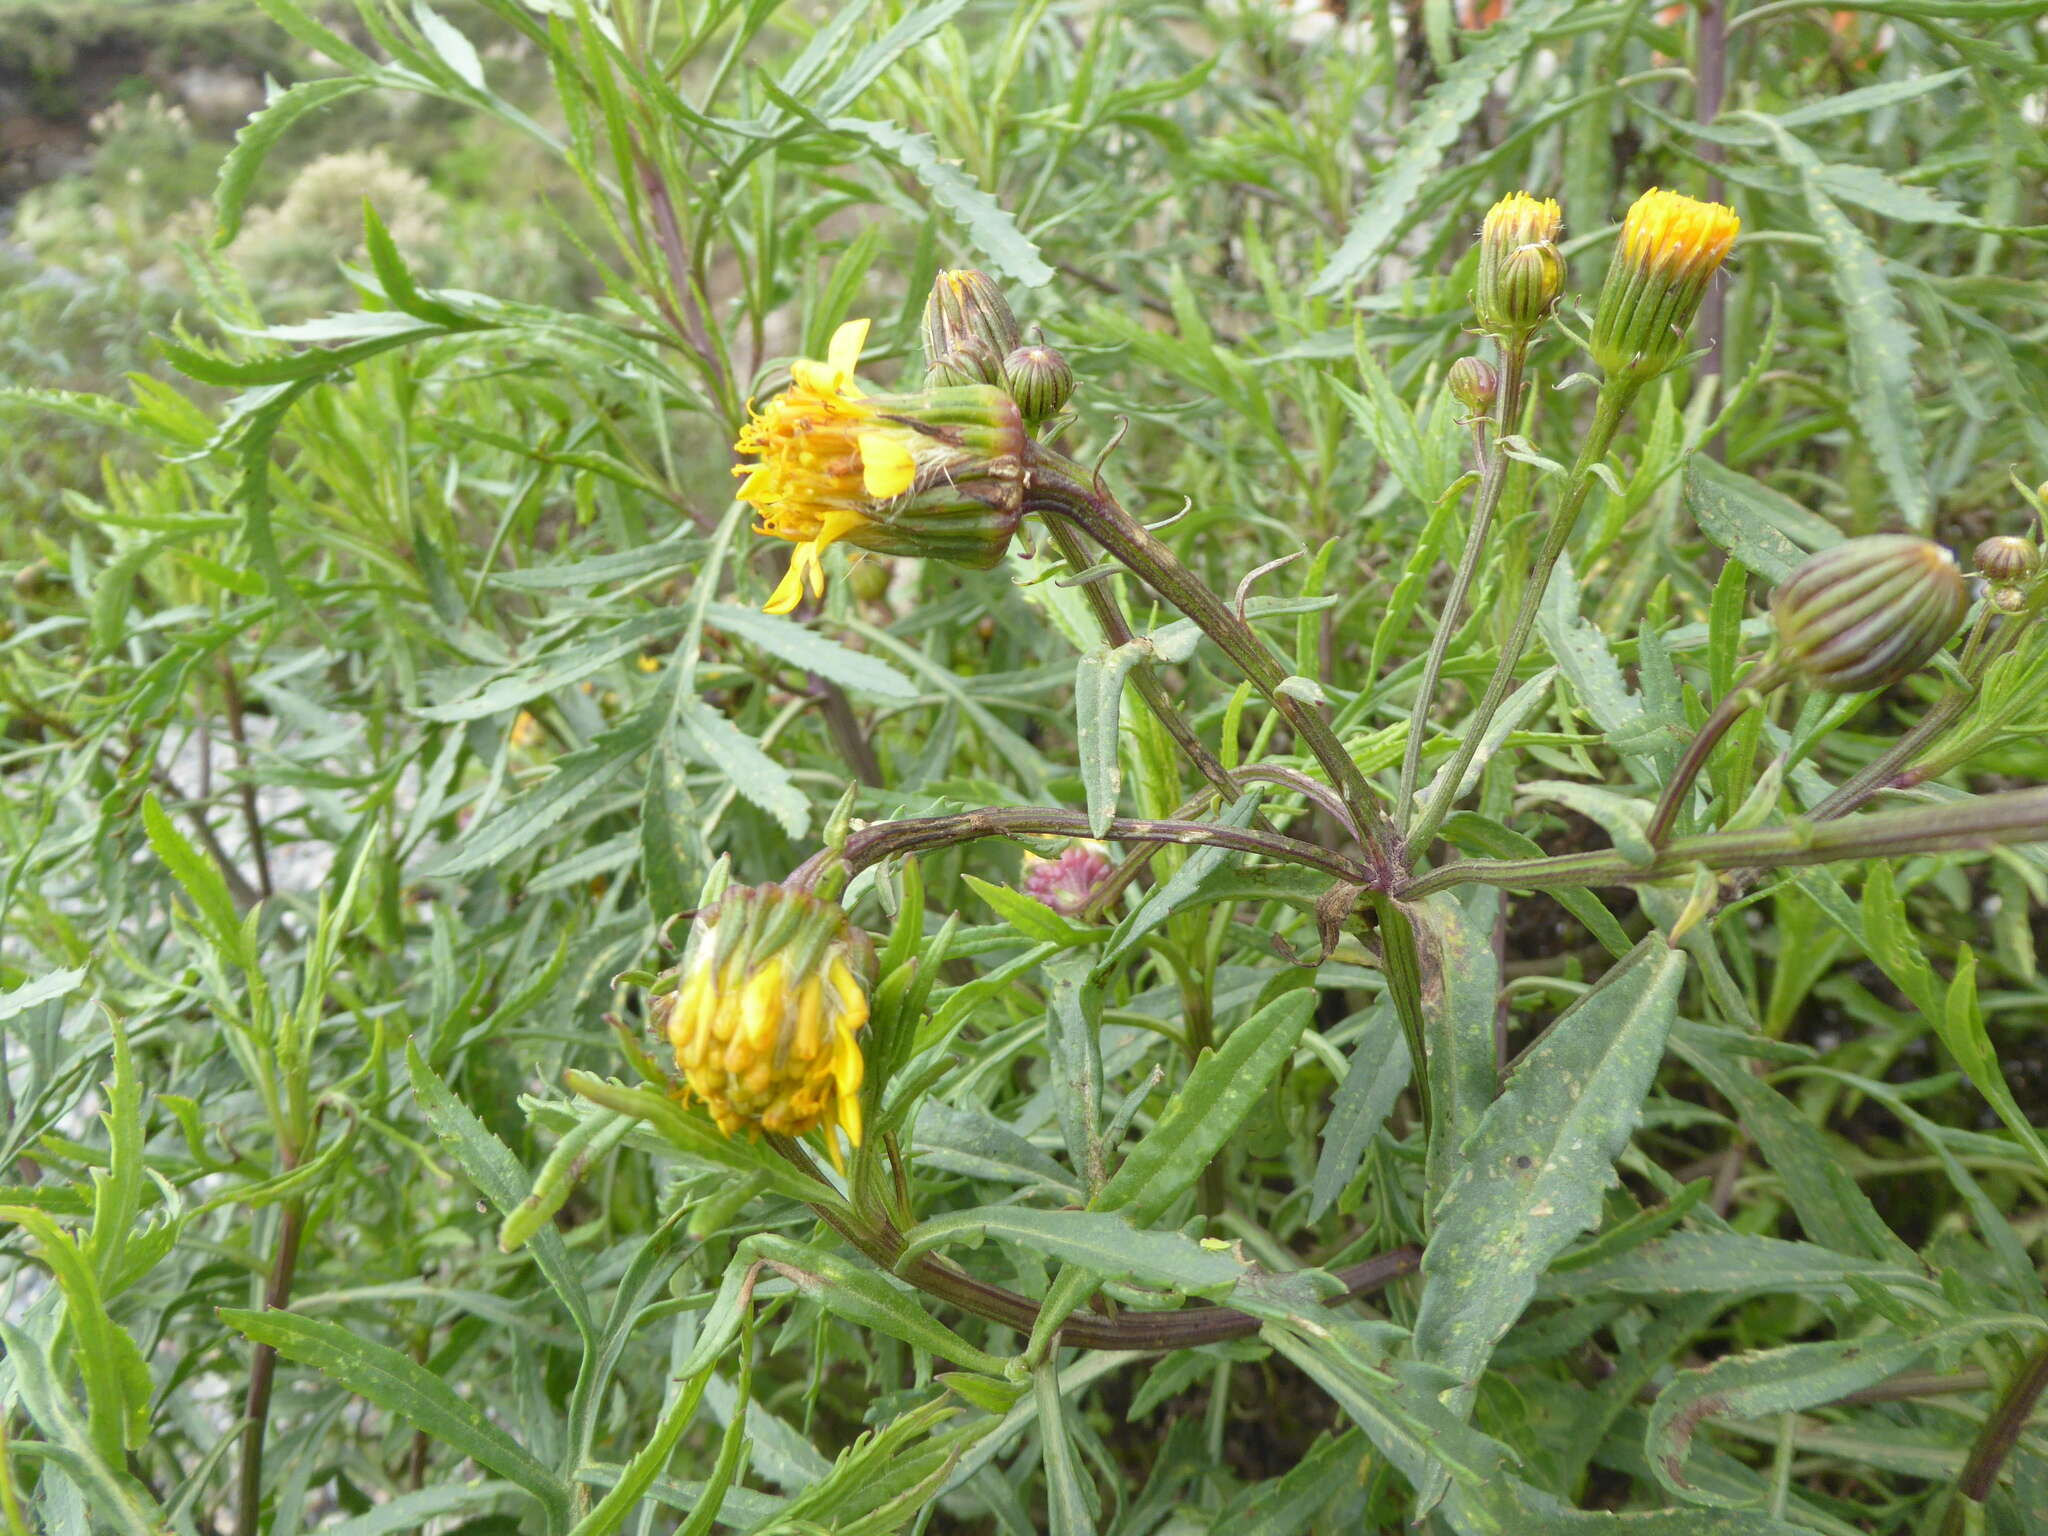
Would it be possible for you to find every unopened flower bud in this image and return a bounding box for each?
[1590,188,1740,384]
[924,336,1004,389]
[652,882,874,1164]
[846,558,893,602]
[1474,192,1563,340]
[1022,843,1114,918]
[1771,535,1967,693]
[1001,343,1075,423]
[1447,357,1499,416]
[921,269,1022,370]
[1976,535,2038,585]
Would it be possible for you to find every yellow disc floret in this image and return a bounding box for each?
[655,882,873,1166]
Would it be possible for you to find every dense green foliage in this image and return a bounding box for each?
[5,2,2048,1533]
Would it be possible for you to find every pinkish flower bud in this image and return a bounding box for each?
[1021,844,1114,918]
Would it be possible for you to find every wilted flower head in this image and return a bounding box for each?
[1590,189,1739,381]
[1022,843,1115,918]
[736,319,1027,613]
[654,882,874,1165]
[1474,192,1564,339]
[1771,535,1966,693]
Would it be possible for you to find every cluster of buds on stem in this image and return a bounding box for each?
[1975,534,2039,613]
[923,267,1074,428]
[652,881,874,1167]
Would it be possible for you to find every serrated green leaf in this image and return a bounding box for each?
[1311,0,1570,293]
[748,1233,1009,1374]
[141,791,250,965]
[675,697,809,838]
[1769,126,1932,527]
[0,1321,166,1536]
[214,77,370,245]
[1648,1318,2025,1505]
[704,605,915,698]
[1685,458,1841,585]
[830,117,1053,287]
[219,1308,567,1523]
[1311,1003,1409,1221]
[420,705,660,878]
[1672,1024,1917,1265]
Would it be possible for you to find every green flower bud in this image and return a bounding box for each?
[1590,189,1740,384]
[923,336,1004,389]
[1770,535,1967,693]
[1474,192,1563,340]
[845,558,893,602]
[920,269,1022,371]
[1001,343,1075,423]
[1974,535,2037,585]
[1447,357,1499,416]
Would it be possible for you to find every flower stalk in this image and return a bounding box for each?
[1406,782,2048,898]
[1025,447,1399,883]
[1405,376,1640,858]
[797,805,1374,888]
[1644,658,1789,847]
[1039,514,1250,811]
[1399,339,1530,831]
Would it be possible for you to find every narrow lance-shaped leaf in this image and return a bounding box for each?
[1410,936,1688,1506]
[218,1308,569,1525]
[1093,985,1316,1226]
[1311,0,1571,294]
[1647,1318,2025,1505]
[1764,123,1931,528]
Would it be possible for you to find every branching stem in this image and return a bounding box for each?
[1025,449,1399,885]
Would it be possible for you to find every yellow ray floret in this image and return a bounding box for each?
[734,318,925,614]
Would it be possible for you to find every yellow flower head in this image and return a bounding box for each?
[1618,188,1740,282]
[1475,192,1565,339]
[1590,189,1740,381]
[1483,191,1563,250]
[655,882,874,1166]
[734,319,1027,614]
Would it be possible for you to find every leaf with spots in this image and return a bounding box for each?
[1409,937,1687,1506]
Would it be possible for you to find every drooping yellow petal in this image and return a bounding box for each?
[826,318,870,384]
[858,433,917,499]
[764,553,811,615]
